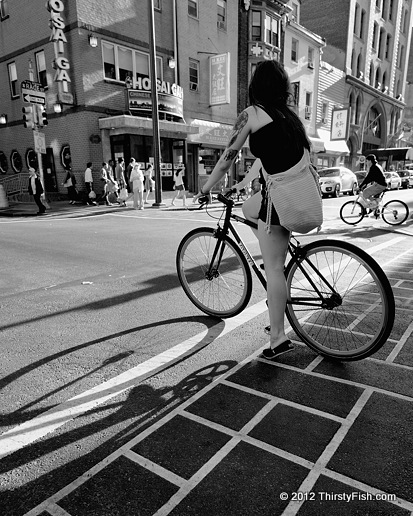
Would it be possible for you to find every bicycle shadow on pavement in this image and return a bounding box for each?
[0,315,224,429]
[0,361,237,516]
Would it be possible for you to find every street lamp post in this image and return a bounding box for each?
[147,0,164,206]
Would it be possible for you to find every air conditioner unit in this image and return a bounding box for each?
[189,83,198,91]
[322,117,328,124]
[305,106,312,119]
[217,21,226,30]
[308,61,314,69]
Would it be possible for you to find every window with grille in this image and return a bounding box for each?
[35,51,48,89]
[188,0,198,18]
[291,82,299,107]
[189,59,199,91]
[8,62,18,98]
[217,0,226,30]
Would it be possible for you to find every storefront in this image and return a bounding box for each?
[187,118,242,192]
[98,115,198,191]
[316,129,350,168]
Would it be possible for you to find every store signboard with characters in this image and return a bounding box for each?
[127,77,184,120]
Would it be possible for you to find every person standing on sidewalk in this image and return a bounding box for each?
[144,163,155,204]
[28,167,46,215]
[129,162,145,210]
[84,162,97,206]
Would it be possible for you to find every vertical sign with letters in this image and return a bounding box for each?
[47,0,72,98]
[331,108,349,141]
[210,53,230,106]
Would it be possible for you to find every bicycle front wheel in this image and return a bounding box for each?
[285,240,395,361]
[340,201,365,225]
[176,227,253,318]
[381,200,409,225]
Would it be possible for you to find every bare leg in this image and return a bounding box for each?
[257,219,291,349]
[242,192,261,239]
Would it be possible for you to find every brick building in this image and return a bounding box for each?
[0,0,244,196]
[299,0,413,170]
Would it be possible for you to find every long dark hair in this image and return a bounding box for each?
[249,60,310,151]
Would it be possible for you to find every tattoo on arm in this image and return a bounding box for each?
[228,111,248,147]
[223,149,238,162]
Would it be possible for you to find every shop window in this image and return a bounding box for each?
[291,39,298,63]
[8,62,18,98]
[189,58,199,91]
[217,0,226,30]
[188,0,198,18]
[0,0,9,20]
[251,10,261,41]
[35,51,48,89]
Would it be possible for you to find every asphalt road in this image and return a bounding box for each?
[1,191,413,515]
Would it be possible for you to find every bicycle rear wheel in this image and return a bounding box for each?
[176,227,252,318]
[340,201,365,225]
[285,240,395,361]
[381,200,409,225]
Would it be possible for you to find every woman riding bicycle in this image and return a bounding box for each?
[359,154,387,209]
[194,60,314,361]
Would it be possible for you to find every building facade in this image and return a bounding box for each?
[300,0,413,170]
[0,0,244,195]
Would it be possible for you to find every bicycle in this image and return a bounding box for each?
[340,190,409,226]
[176,191,395,361]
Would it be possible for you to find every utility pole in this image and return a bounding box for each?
[147,0,164,206]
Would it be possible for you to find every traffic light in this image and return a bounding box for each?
[22,106,35,129]
[37,105,48,127]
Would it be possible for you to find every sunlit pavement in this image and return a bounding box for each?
[19,231,413,516]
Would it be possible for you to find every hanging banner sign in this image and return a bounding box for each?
[210,53,230,106]
[331,108,350,141]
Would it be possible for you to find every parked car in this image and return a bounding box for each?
[318,167,358,197]
[384,171,402,190]
[355,171,367,192]
[396,170,413,189]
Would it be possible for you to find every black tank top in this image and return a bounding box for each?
[249,111,305,174]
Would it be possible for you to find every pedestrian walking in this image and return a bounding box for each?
[115,157,128,206]
[194,60,319,361]
[144,163,155,204]
[107,165,120,205]
[28,167,46,215]
[171,167,187,207]
[62,166,78,204]
[100,162,112,206]
[129,162,145,209]
[84,161,97,205]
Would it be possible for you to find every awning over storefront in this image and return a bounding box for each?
[309,136,325,153]
[187,119,234,147]
[98,115,199,139]
[318,129,350,155]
